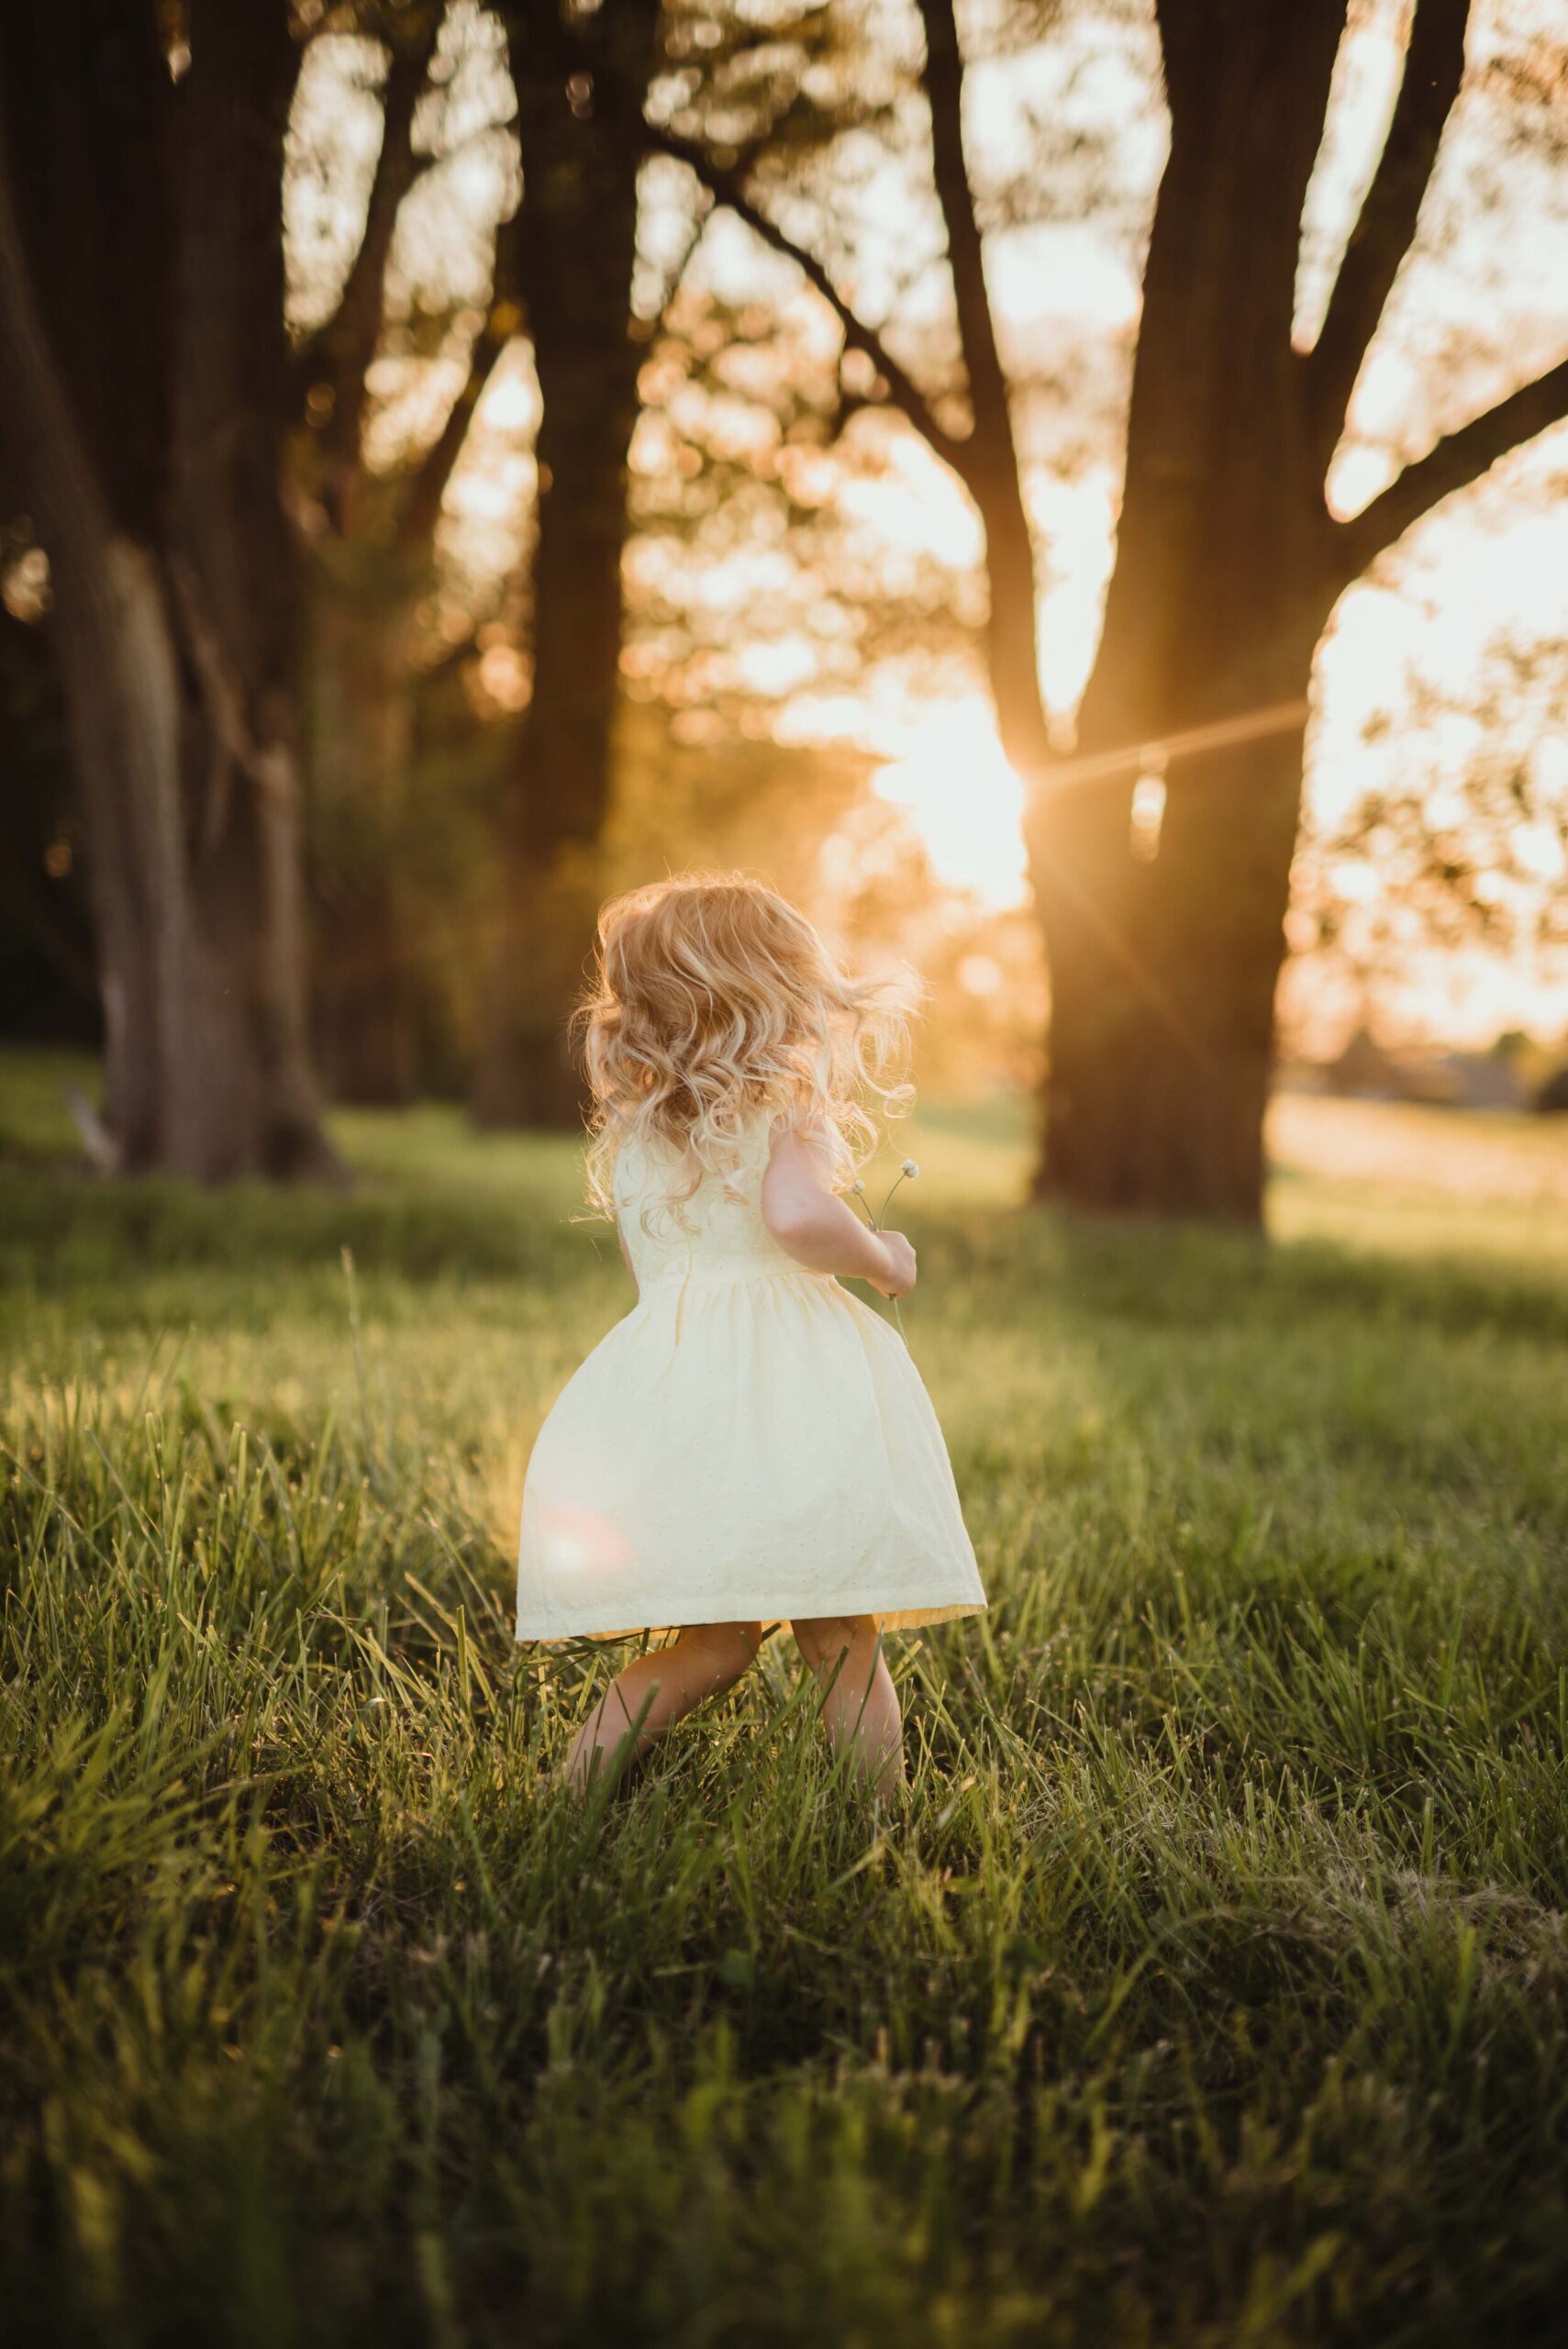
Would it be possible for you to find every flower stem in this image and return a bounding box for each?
[849,1177,907,1343]
[876,1168,911,1226]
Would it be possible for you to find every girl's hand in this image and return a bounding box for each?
[762,1124,918,1298]
[872,1230,917,1298]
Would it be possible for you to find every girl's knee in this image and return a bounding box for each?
[793,1613,876,1669]
[680,1620,762,1679]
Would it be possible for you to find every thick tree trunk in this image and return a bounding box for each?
[473,0,660,1129]
[1033,711,1316,1219]
[0,19,191,1169]
[472,285,637,1123]
[165,0,339,1180]
[1028,3,1344,1223]
[0,0,339,1181]
[41,540,191,1171]
[917,0,1337,1222]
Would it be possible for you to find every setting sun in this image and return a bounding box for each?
[872,702,1030,909]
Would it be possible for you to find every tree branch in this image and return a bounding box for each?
[302,19,442,531]
[651,199,708,338]
[641,119,972,481]
[914,0,1052,778]
[1338,352,1568,571]
[394,205,524,555]
[394,314,515,556]
[1306,0,1469,451]
[914,0,1014,467]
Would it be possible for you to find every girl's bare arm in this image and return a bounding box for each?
[762,1125,916,1297]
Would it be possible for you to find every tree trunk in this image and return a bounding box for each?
[43,543,191,1171]
[307,543,425,1108]
[0,17,190,1169]
[0,0,339,1181]
[1029,3,1343,1223]
[916,0,1339,1222]
[1033,712,1316,1219]
[473,0,660,1129]
[470,284,634,1125]
[315,885,419,1105]
[164,0,339,1179]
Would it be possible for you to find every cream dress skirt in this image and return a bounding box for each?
[515,1108,986,1641]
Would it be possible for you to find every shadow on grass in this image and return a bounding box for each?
[0,1129,609,1306]
[6,1151,1568,1356]
[923,1198,1568,1352]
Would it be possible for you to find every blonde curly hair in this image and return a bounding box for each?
[575,872,916,1224]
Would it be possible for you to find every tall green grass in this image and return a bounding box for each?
[3,1059,1567,2345]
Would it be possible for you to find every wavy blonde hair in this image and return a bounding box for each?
[575,872,916,1224]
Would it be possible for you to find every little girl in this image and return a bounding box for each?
[515,873,986,1799]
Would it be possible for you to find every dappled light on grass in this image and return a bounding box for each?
[1270,1090,1568,1208]
[1268,1092,1568,1275]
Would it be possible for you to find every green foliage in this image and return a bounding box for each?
[3,1067,1567,2344]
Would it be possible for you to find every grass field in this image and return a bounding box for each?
[3,1049,1567,2347]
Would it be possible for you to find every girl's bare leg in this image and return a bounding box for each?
[567,1620,762,1795]
[793,1614,905,1801]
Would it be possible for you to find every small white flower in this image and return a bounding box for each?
[900,1159,920,1180]
[851,1179,866,1194]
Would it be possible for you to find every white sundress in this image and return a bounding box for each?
[515,1107,987,1640]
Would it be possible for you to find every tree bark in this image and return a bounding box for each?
[1034,714,1318,1219]
[307,530,426,1108]
[1028,3,1344,1222]
[315,880,419,1106]
[473,0,661,1129]
[165,0,339,1179]
[0,9,189,1168]
[0,0,339,1180]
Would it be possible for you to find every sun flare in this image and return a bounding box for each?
[872,703,1030,911]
